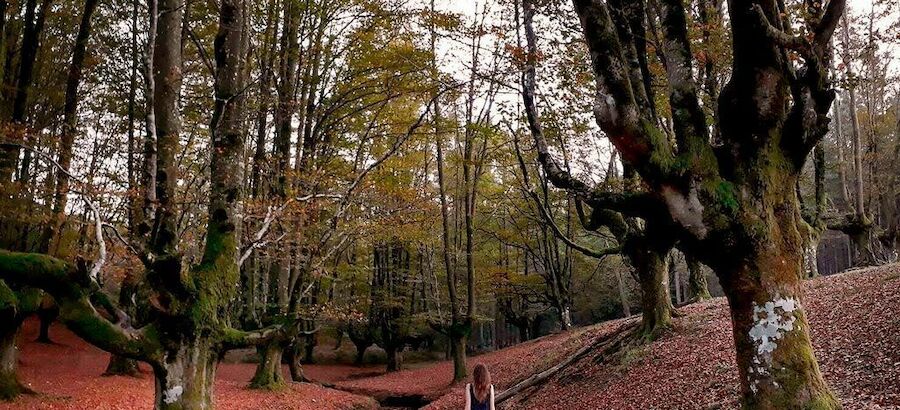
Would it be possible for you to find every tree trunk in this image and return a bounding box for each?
[385,345,401,372]
[558,306,572,331]
[353,344,368,366]
[35,296,57,343]
[249,342,284,389]
[449,329,467,380]
[40,0,100,252]
[0,0,49,182]
[285,340,308,383]
[686,253,710,301]
[614,267,632,316]
[516,323,529,342]
[626,233,673,340]
[152,342,218,410]
[0,317,29,400]
[302,334,315,364]
[720,251,838,408]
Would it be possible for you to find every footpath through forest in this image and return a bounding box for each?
[2,265,899,410]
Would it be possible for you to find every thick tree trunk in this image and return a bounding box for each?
[0,317,29,400]
[720,252,838,408]
[449,330,467,379]
[385,345,401,372]
[40,0,100,252]
[284,341,306,382]
[626,232,673,340]
[686,254,711,301]
[249,342,284,389]
[152,342,218,410]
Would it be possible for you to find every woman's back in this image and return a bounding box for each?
[467,383,492,410]
[465,364,495,410]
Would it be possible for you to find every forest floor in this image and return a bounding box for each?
[2,264,899,409]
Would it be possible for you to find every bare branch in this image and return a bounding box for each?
[751,4,814,60]
[512,136,620,260]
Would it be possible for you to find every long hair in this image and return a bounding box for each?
[472,363,491,403]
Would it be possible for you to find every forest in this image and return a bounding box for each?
[0,0,897,409]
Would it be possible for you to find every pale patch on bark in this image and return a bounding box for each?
[163,385,183,404]
[661,185,707,239]
[747,295,799,393]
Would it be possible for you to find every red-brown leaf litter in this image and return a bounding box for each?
[2,265,899,409]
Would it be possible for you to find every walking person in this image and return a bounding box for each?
[464,363,495,410]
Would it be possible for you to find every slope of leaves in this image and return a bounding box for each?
[334,319,629,402]
[426,265,900,409]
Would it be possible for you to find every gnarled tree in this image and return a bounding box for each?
[524,0,845,407]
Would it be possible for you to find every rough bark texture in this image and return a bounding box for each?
[249,343,284,390]
[686,253,711,301]
[0,316,28,400]
[624,232,673,339]
[152,342,217,410]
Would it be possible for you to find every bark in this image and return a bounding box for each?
[35,295,57,343]
[285,340,309,383]
[685,253,711,301]
[448,331,467,378]
[717,246,838,408]
[152,342,217,410]
[104,271,141,376]
[352,342,368,366]
[0,314,28,400]
[273,0,300,197]
[625,233,673,340]
[250,0,278,198]
[249,343,284,389]
[0,0,49,182]
[614,267,632,316]
[40,0,100,252]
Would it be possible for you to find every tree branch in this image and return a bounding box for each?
[0,250,156,361]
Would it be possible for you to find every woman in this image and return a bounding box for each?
[464,363,496,410]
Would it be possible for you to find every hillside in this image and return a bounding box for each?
[2,265,897,409]
[385,265,900,409]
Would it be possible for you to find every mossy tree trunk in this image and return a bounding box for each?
[249,342,284,389]
[523,0,846,406]
[624,229,674,340]
[685,253,711,301]
[712,201,838,407]
[0,315,28,400]
[152,341,218,410]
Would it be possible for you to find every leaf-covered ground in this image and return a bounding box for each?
[425,265,900,409]
[3,265,898,409]
[2,320,379,409]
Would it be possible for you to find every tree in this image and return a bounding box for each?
[0,1,308,407]
[522,0,846,406]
